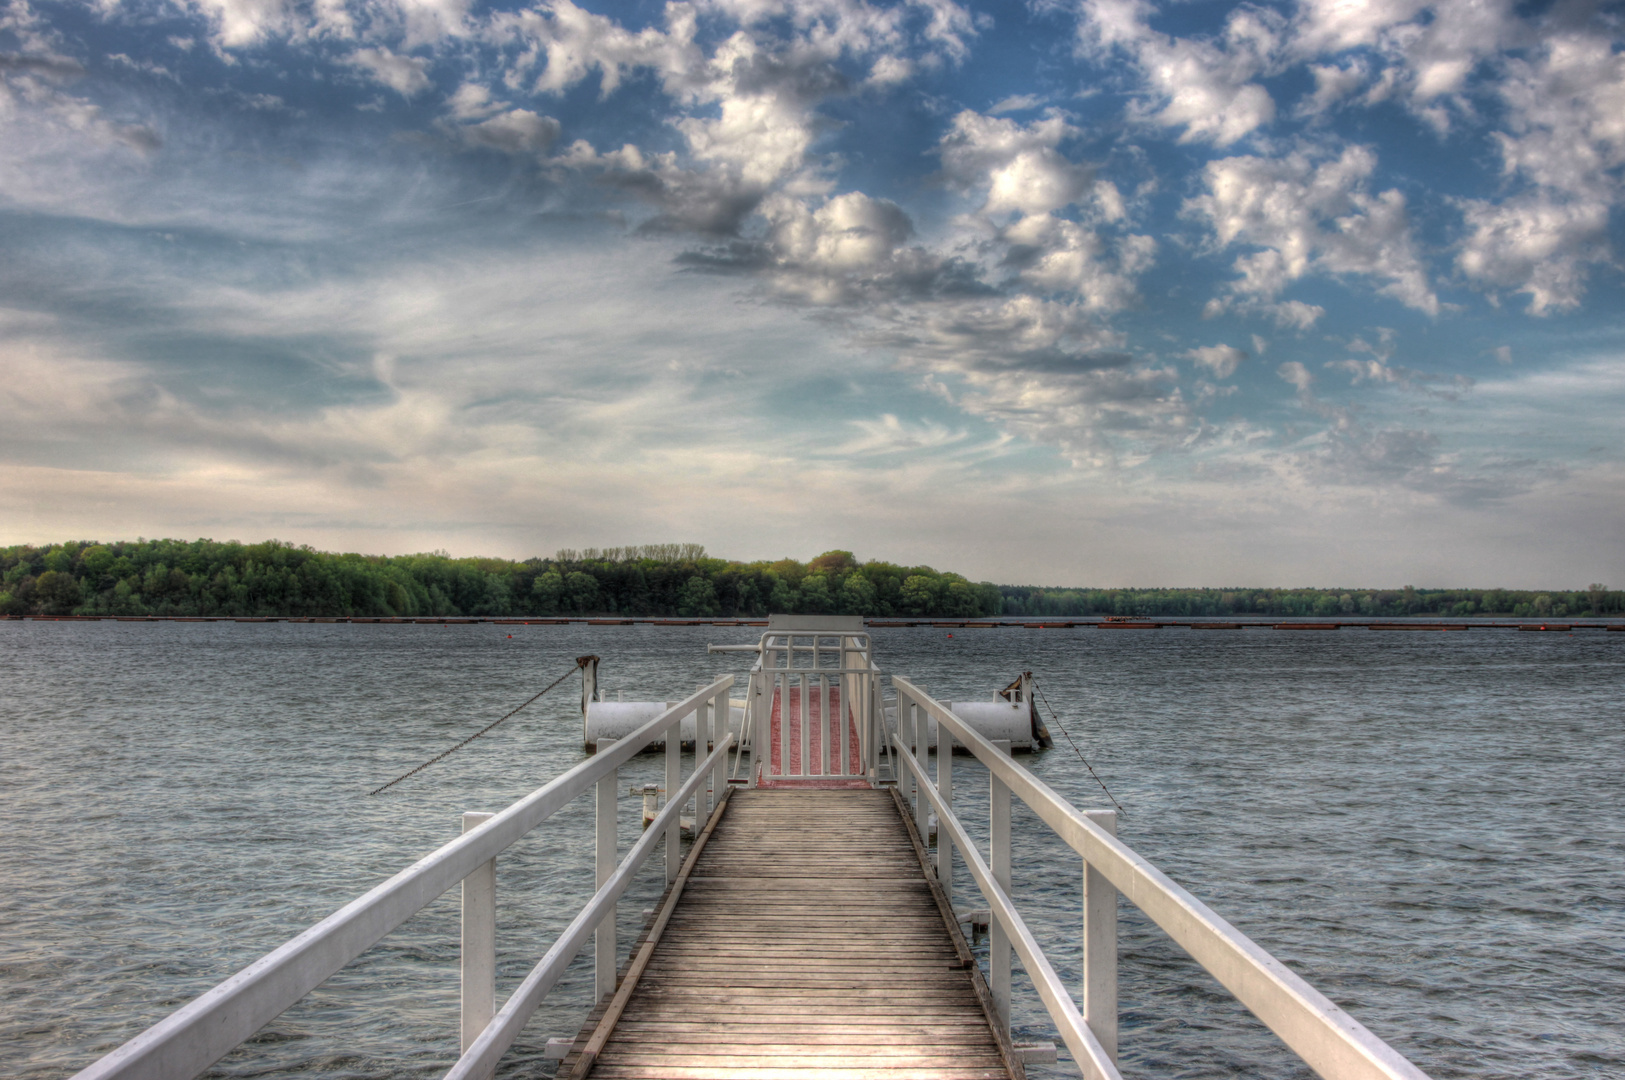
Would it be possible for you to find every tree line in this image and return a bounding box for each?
[1,538,1615,619]
[0,540,1002,618]
[997,584,1622,619]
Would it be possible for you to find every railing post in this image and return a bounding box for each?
[914,719,929,842]
[913,699,927,836]
[897,692,912,796]
[460,811,496,1057]
[711,687,728,796]
[746,672,759,788]
[595,740,618,1001]
[666,716,681,882]
[866,679,875,781]
[989,739,1012,1035]
[691,692,707,818]
[937,720,953,904]
[1084,808,1119,1062]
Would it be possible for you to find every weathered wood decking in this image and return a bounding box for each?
[558,789,1017,1080]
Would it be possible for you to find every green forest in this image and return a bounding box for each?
[0,538,1617,619]
[0,540,1001,618]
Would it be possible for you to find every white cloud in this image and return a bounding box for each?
[1184,343,1246,379]
[844,293,1188,466]
[988,93,1043,114]
[446,81,503,120]
[1266,299,1325,330]
[488,0,700,97]
[938,109,1091,217]
[348,46,432,97]
[1290,0,1428,56]
[1327,357,1472,398]
[767,190,912,274]
[1289,0,1515,130]
[181,0,301,48]
[533,0,953,237]
[1277,359,1314,392]
[934,109,1149,311]
[1456,27,1625,313]
[1009,217,1154,311]
[866,53,912,84]
[1188,142,1439,319]
[1075,0,1279,146]
[455,108,560,154]
[837,413,971,456]
[1299,59,1367,116]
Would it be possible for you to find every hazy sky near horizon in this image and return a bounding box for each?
[1,0,1622,587]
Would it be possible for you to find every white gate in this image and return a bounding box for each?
[742,615,881,785]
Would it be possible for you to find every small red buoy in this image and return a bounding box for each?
[507,634,513,639]
[947,633,953,639]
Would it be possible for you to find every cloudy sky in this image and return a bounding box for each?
[1,0,1621,587]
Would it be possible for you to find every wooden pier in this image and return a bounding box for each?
[73,626,1437,1080]
[557,789,1019,1080]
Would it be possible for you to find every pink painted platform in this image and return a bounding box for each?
[757,683,870,789]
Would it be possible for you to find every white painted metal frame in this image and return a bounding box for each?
[890,675,1432,1080]
[743,631,880,784]
[72,676,735,1080]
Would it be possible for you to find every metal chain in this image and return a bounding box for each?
[370,659,586,795]
[1031,676,1126,816]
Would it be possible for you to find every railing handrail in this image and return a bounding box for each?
[890,735,1121,1080]
[444,733,736,1080]
[73,675,734,1080]
[890,676,1431,1080]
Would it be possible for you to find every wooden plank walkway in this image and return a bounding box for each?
[558,789,1016,1080]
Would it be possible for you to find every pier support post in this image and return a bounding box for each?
[1083,809,1119,1062]
[989,739,1012,1034]
[460,811,496,1056]
[595,741,618,1001]
[666,716,681,883]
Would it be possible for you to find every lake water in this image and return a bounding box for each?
[1,622,1621,1080]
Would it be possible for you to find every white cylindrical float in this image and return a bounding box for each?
[584,701,746,752]
[897,700,1037,751]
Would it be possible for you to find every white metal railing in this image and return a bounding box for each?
[744,630,882,783]
[73,676,736,1080]
[890,675,1432,1080]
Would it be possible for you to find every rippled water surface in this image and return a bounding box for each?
[2,622,1621,1080]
